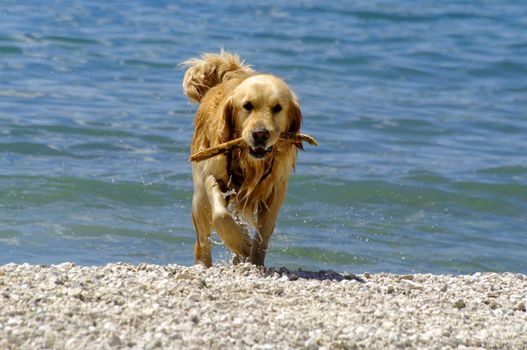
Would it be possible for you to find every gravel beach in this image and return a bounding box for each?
[1,262,526,349]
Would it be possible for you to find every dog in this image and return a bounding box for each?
[182,50,302,267]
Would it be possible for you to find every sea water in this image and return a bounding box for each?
[1,1,526,273]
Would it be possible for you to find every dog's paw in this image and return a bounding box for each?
[237,233,252,258]
[232,254,248,265]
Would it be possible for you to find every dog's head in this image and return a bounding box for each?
[222,74,302,160]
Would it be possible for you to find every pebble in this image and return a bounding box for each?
[0,263,526,349]
[515,302,526,312]
[401,279,425,290]
[108,333,121,347]
[453,300,466,309]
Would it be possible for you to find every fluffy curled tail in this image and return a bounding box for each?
[182,50,253,103]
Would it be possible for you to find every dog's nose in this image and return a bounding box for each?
[252,128,270,145]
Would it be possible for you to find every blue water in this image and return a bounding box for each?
[1,1,526,274]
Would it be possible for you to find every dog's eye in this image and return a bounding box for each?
[243,101,253,111]
[272,104,282,114]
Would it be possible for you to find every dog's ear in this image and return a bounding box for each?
[288,96,303,149]
[288,96,302,133]
[220,97,235,143]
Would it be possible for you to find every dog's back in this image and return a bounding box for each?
[182,50,253,103]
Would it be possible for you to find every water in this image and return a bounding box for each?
[1,1,526,274]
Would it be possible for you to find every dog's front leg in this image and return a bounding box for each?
[205,175,252,258]
[192,194,212,267]
[251,189,286,266]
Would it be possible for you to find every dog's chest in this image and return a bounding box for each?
[227,154,274,188]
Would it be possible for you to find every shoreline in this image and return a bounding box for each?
[1,262,526,349]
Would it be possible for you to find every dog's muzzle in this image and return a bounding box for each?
[250,128,272,159]
[249,145,273,159]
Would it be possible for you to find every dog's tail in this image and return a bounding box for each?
[182,50,253,103]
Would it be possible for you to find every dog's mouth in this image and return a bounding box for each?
[249,146,273,159]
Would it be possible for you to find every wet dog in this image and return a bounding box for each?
[182,51,302,267]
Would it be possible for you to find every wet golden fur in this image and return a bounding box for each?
[182,51,302,267]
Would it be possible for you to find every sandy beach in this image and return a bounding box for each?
[1,262,526,349]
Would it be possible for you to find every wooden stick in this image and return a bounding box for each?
[189,138,244,162]
[189,132,319,162]
[280,132,319,147]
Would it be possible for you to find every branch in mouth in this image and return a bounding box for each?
[189,132,318,162]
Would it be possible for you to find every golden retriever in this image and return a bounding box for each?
[182,50,302,267]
